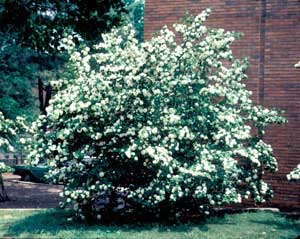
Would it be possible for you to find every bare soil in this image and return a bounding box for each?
[0,173,63,208]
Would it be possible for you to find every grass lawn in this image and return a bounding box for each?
[0,209,299,239]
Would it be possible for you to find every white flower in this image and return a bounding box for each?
[19,138,26,144]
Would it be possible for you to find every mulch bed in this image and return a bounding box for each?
[0,173,63,208]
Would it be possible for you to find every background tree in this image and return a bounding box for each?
[0,32,48,120]
[0,0,127,118]
[0,0,127,52]
[123,0,144,42]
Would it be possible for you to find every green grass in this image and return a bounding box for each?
[0,209,299,239]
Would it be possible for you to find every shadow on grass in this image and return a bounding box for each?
[250,215,300,232]
[3,209,210,238]
[7,209,298,238]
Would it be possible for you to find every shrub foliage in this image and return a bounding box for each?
[0,111,26,202]
[27,10,286,220]
[0,111,27,152]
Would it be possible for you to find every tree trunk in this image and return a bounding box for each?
[0,175,9,202]
[38,78,52,115]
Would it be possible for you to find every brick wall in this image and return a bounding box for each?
[144,0,300,208]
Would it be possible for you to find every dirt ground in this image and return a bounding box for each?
[0,173,63,208]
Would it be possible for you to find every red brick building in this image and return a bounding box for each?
[144,0,300,208]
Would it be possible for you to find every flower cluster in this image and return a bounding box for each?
[287,165,300,181]
[0,111,27,152]
[0,162,12,174]
[27,9,286,220]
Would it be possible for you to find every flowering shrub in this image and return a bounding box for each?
[27,9,286,220]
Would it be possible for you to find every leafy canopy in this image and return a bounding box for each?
[0,0,128,120]
[0,0,127,53]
